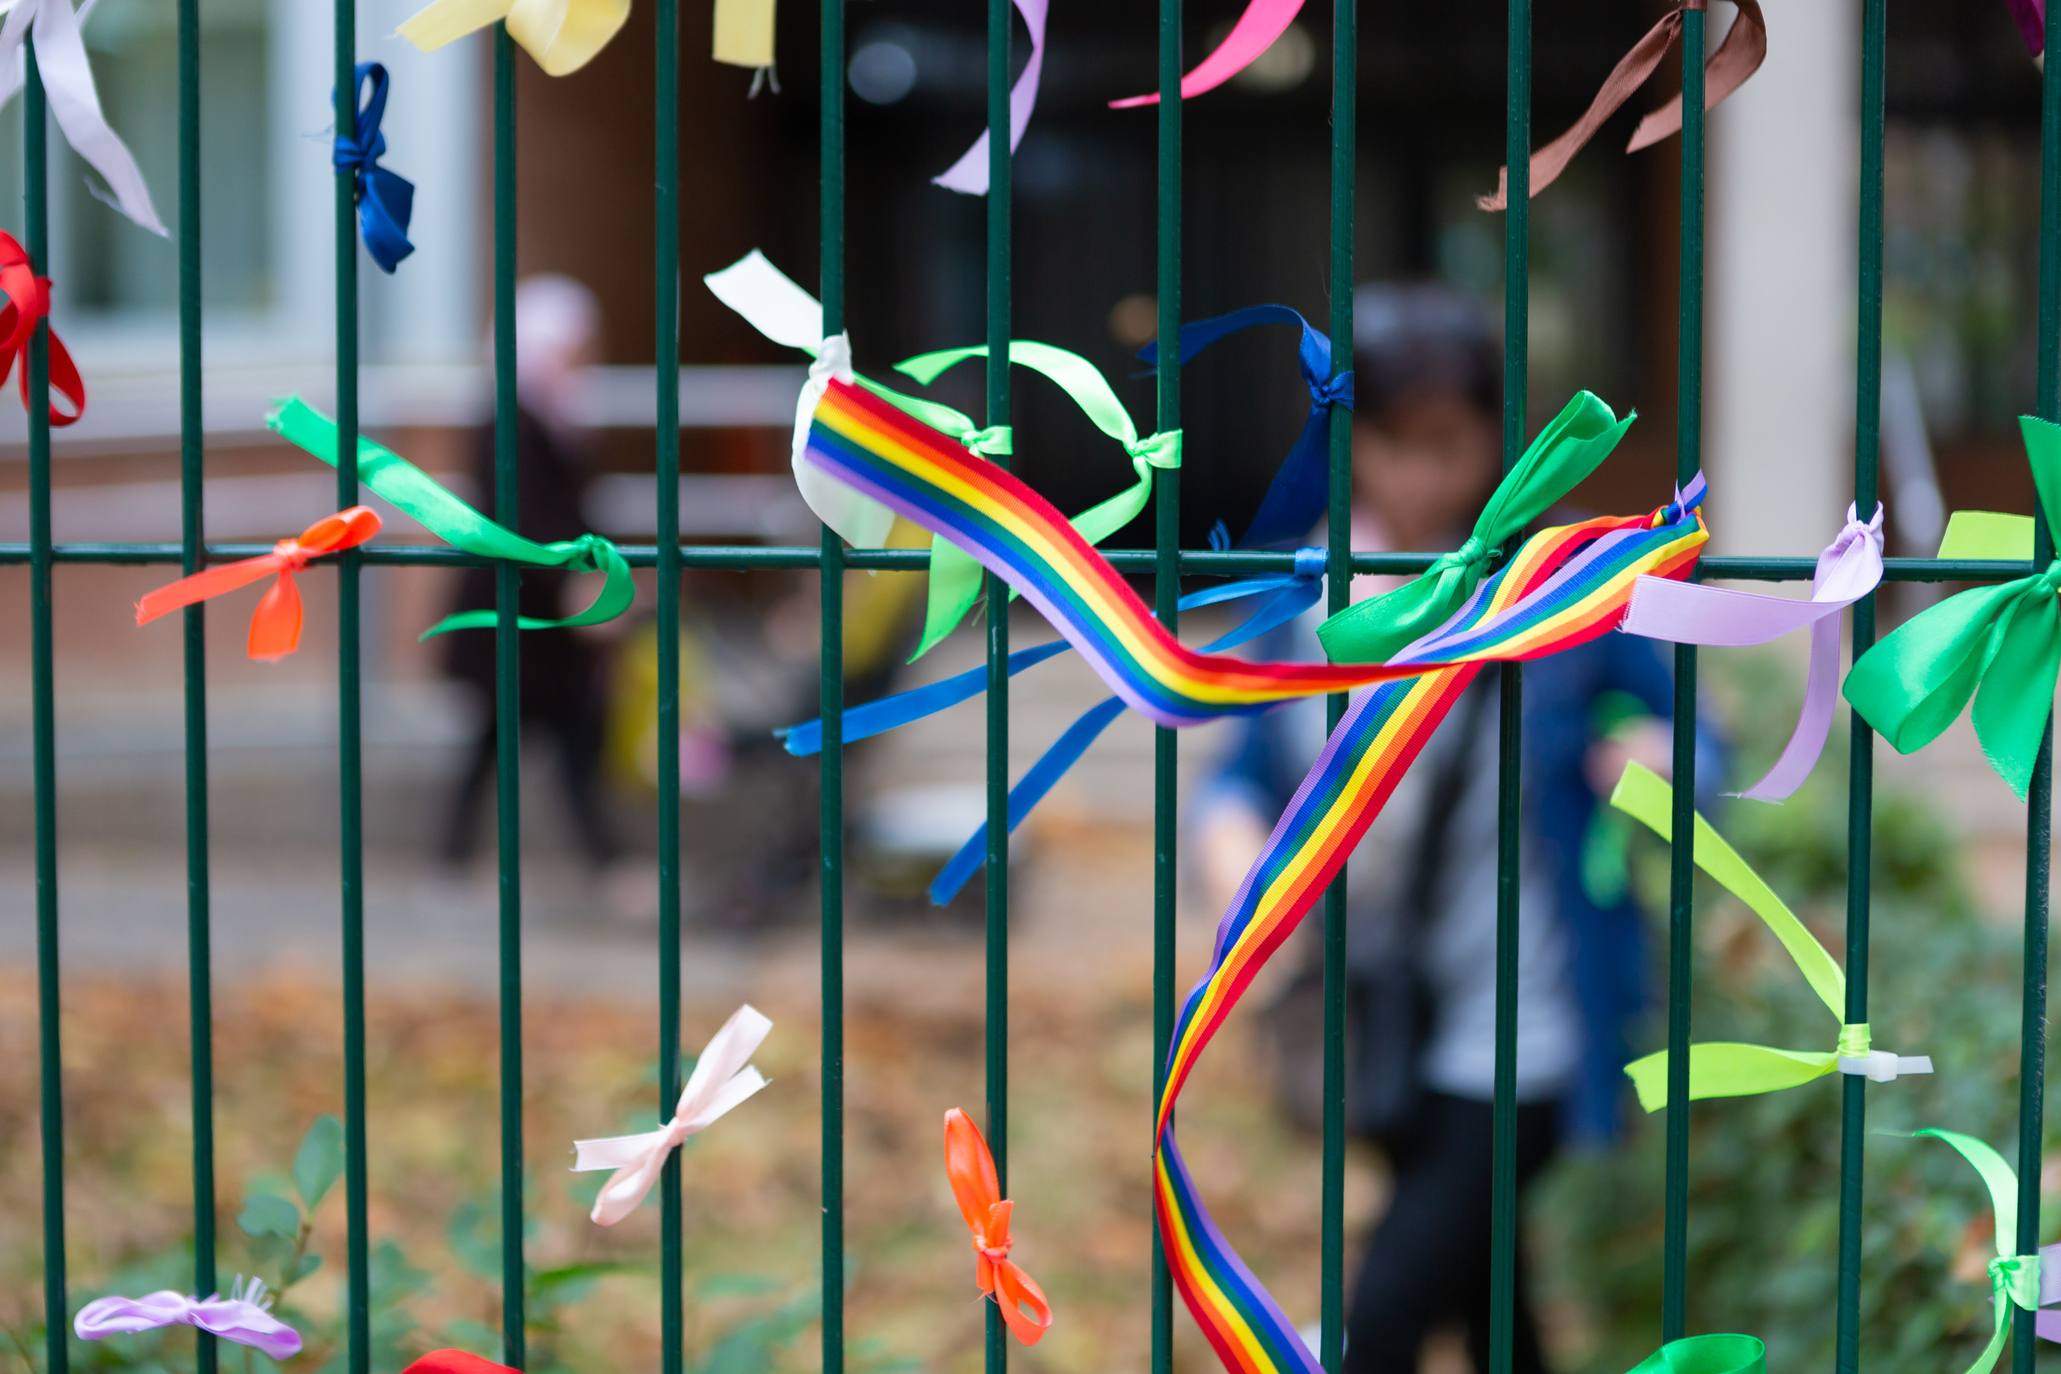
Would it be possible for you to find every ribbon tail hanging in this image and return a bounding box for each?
[934,0,1047,194]
[247,571,307,661]
[28,0,167,235]
[1109,0,1307,107]
[1625,0,1770,154]
[713,0,778,67]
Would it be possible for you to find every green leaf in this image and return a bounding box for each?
[237,1192,301,1241]
[289,1252,323,1283]
[293,1115,346,1210]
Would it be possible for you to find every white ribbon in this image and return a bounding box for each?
[1836,1049,1933,1083]
[571,1003,773,1226]
[703,250,896,550]
[0,0,166,236]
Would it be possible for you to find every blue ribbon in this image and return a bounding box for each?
[1138,305,1351,550]
[332,63,416,274]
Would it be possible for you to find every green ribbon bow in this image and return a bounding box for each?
[1844,416,2061,800]
[1625,1335,1768,1374]
[1315,389,1635,664]
[1610,761,1928,1109]
[267,397,635,637]
[1912,1128,2044,1374]
[893,342,1180,661]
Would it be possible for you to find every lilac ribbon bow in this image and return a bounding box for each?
[74,1277,303,1359]
[1620,502,1884,802]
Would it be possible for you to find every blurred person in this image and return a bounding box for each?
[1190,285,1721,1374]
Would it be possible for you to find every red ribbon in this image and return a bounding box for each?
[135,506,382,661]
[943,1107,1052,1347]
[0,230,85,426]
[400,1354,517,1374]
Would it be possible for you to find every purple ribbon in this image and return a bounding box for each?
[1620,502,1883,802]
[933,0,1047,195]
[2011,0,2046,57]
[74,1280,303,1360]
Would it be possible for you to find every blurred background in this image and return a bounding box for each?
[1,1,2057,1371]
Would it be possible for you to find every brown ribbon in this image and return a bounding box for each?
[1479,0,1767,211]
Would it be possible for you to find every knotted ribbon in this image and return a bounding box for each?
[1845,416,2061,800]
[397,0,630,75]
[403,1355,518,1374]
[1911,1129,2047,1374]
[571,1004,771,1226]
[74,1278,302,1360]
[0,229,84,425]
[135,506,383,661]
[1137,305,1349,550]
[0,0,165,235]
[1621,502,1884,801]
[266,398,634,636]
[943,1107,1052,1347]
[2011,0,2045,58]
[333,63,415,275]
[1478,0,1768,210]
[1315,389,1637,664]
[1110,0,1305,107]
[1624,1336,1768,1373]
[1610,760,1928,1109]
[934,0,1047,195]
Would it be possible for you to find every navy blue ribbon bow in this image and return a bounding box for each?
[333,63,416,274]
[1138,304,1352,550]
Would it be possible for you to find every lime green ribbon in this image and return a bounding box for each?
[893,342,1181,660]
[1610,761,1927,1109]
[1625,1335,1768,1373]
[1315,389,1635,663]
[1844,416,2061,800]
[1912,1128,2044,1374]
[267,397,635,637]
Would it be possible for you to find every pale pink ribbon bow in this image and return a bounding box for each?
[571,1004,772,1226]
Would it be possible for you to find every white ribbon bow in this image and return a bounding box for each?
[571,1004,772,1226]
[0,0,166,236]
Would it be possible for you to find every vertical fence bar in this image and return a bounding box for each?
[1659,1,1706,1346]
[982,0,1014,1365]
[490,28,528,1368]
[25,40,66,1374]
[1833,3,1885,1371]
[177,3,216,1371]
[2013,4,2061,1368]
[819,0,848,1354]
[653,2,685,1372]
[1148,0,1181,1363]
[1317,0,1355,1361]
[330,0,372,1366]
[1487,0,1531,1366]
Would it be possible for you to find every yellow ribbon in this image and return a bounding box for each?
[397,0,631,76]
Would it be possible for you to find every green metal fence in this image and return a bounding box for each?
[13,1,2061,1372]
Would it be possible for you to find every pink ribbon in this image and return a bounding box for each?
[571,1004,772,1226]
[2012,0,2046,56]
[74,1279,302,1360]
[1109,0,1303,108]
[1620,503,1884,802]
[934,0,1047,195]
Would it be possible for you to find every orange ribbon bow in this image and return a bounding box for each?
[135,506,382,661]
[0,230,85,425]
[1479,0,1767,210]
[400,1354,517,1374]
[943,1107,1052,1347]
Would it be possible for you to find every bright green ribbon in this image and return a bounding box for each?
[1844,416,2061,800]
[1624,1335,1768,1374]
[1912,1128,2043,1374]
[1315,389,1635,663]
[1610,761,1926,1109]
[267,397,635,637]
[893,342,1181,660]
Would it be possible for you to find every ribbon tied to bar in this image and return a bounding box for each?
[0,0,166,234]
[1845,416,2061,800]
[572,1004,771,1226]
[1624,1335,1768,1373]
[333,63,416,274]
[136,506,383,661]
[943,1107,1052,1346]
[397,0,631,75]
[1910,1128,2051,1374]
[0,230,83,425]
[1479,0,1767,210]
[1610,760,1928,1109]
[74,1277,302,1360]
[1621,501,1884,800]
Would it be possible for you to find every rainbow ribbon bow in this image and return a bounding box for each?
[333,63,416,275]
[136,506,383,661]
[1625,1336,1768,1373]
[398,0,630,75]
[74,1278,301,1360]
[1910,1129,2051,1374]
[1845,416,2061,800]
[1,229,83,425]
[1609,761,1929,1109]
[266,398,633,636]
[943,1108,1052,1347]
